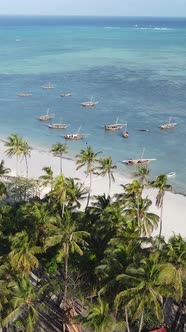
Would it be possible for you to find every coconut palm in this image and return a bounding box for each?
[79,297,126,332]
[150,174,172,237]
[50,142,68,175]
[0,160,10,178]
[50,175,67,217]
[2,275,43,332]
[125,196,159,237]
[115,253,182,332]
[66,177,87,209]
[96,157,116,197]
[4,134,25,177]
[21,141,31,178]
[44,210,89,307]
[76,146,101,208]
[39,166,54,191]
[8,231,42,275]
[134,165,150,185]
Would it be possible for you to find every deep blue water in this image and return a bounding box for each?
[0,16,186,192]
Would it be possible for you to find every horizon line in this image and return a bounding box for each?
[0,14,186,19]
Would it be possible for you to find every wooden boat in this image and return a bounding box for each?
[122,158,156,165]
[64,127,87,140]
[48,123,69,129]
[122,123,129,138]
[42,84,55,90]
[38,109,54,121]
[81,97,99,107]
[123,148,156,165]
[160,118,176,129]
[167,172,176,178]
[17,93,32,97]
[60,93,73,97]
[105,118,126,131]
[138,129,150,132]
[64,134,85,140]
[123,131,129,138]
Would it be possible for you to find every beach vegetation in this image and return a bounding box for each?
[76,146,101,208]
[0,142,185,332]
[50,142,68,175]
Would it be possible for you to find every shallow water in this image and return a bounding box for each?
[0,16,186,192]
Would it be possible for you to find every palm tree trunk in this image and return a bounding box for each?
[159,198,164,238]
[108,172,111,198]
[138,308,144,332]
[16,155,18,177]
[60,155,62,175]
[86,171,92,208]
[60,244,69,309]
[125,308,131,332]
[25,156,28,178]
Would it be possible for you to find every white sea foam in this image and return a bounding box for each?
[135,27,173,31]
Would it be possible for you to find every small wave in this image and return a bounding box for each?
[104,26,121,29]
[135,27,173,31]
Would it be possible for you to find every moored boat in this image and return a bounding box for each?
[64,134,85,140]
[38,109,54,121]
[104,118,126,131]
[48,123,69,129]
[167,172,176,178]
[160,118,176,129]
[42,84,55,90]
[81,97,98,107]
[60,93,73,97]
[122,158,156,165]
[64,126,87,140]
[17,93,32,97]
[122,123,129,138]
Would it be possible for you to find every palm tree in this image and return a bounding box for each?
[96,157,116,197]
[79,297,126,332]
[4,134,24,177]
[117,180,144,228]
[150,174,172,237]
[76,146,101,208]
[50,142,68,175]
[125,196,159,237]
[134,165,150,185]
[21,141,31,178]
[66,177,87,209]
[115,253,182,332]
[50,175,67,217]
[2,275,44,332]
[0,160,10,178]
[44,210,89,308]
[39,166,54,191]
[8,231,42,275]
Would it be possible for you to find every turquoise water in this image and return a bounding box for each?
[0,16,186,192]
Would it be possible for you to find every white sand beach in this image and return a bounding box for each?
[0,139,186,240]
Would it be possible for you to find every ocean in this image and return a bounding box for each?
[0,16,186,193]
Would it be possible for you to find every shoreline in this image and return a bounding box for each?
[0,138,186,240]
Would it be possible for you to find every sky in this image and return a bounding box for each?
[0,0,186,17]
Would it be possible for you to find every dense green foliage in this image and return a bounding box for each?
[0,140,185,332]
